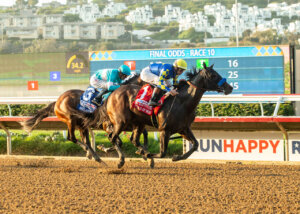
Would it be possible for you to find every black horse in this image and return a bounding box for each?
[83,63,233,168]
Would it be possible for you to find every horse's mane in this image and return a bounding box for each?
[186,67,199,80]
[123,72,145,86]
[175,67,200,90]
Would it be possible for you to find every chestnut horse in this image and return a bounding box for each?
[85,63,233,168]
[21,74,148,165]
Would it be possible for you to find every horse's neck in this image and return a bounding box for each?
[181,84,205,112]
[168,75,206,115]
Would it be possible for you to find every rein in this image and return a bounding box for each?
[187,81,197,89]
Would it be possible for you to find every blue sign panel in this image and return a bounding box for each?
[50,71,61,81]
[89,46,284,94]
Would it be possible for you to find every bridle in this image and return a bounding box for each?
[187,70,227,91]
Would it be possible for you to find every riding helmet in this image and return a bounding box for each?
[174,59,187,70]
[119,64,131,76]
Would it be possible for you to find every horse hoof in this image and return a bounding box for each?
[148,158,155,169]
[118,161,125,169]
[172,155,181,162]
[135,149,144,156]
[97,144,114,153]
[86,152,93,160]
[99,160,108,168]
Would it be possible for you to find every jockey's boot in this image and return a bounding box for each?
[148,87,163,107]
[91,89,107,107]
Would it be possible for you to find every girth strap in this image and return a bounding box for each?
[151,114,158,129]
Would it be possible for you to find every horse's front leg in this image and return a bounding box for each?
[172,127,198,161]
[97,134,123,153]
[131,126,154,168]
[97,123,123,153]
[150,130,170,158]
[131,126,149,157]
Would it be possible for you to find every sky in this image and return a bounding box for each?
[0,0,67,7]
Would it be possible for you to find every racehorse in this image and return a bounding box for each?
[82,63,233,168]
[21,74,148,165]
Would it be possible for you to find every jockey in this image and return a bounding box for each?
[140,59,187,106]
[90,64,131,106]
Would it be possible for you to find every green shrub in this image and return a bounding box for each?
[196,103,294,116]
[0,104,46,116]
[0,131,183,157]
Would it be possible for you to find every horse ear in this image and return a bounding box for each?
[192,66,196,73]
[209,64,214,69]
[203,62,207,69]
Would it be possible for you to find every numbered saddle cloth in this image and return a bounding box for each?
[132,84,165,116]
[77,86,100,113]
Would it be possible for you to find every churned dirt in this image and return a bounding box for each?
[0,157,300,213]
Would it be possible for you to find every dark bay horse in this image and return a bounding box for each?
[86,63,233,168]
[21,74,148,165]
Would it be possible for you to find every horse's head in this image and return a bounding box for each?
[122,72,145,86]
[189,62,233,95]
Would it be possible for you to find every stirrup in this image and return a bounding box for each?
[91,99,101,107]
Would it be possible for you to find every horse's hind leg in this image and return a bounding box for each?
[79,128,92,159]
[111,124,125,169]
[67,121,88,152]
[79,128,102,163]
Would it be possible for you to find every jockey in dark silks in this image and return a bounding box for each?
[90,64,131,106]
[140,59,187,106]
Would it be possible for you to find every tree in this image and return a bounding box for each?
[24,39,62,53]
[14,0,26,8]
[28,0,38,7]
[178,28,210,43]
[63,14,82,22]
[242,29,252,38]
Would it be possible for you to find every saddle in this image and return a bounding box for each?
[132,84,166,116]
[77,86,104,113]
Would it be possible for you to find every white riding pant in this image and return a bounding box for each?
[90,74,112,91]
[140,67,172,87]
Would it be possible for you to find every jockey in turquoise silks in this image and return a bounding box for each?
[140,59,187,106]
[90,64,131,106]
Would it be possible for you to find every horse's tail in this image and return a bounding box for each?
[21,102,56,133]
[76,105,108,130]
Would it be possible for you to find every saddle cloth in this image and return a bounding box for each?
[77,86,99,113]
[132,84,165,116]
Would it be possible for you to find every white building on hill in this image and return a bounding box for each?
[125,5,154,25]
[64,3,102,23]
[102,2,127,17]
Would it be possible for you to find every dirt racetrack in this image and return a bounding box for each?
[0,157,300,213]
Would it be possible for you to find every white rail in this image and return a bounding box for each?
[1,94,300,116]
[2,94,300,104]
[0,96,57,104]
